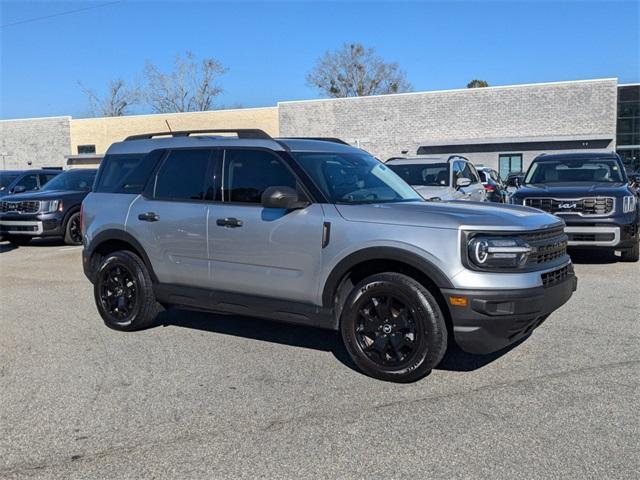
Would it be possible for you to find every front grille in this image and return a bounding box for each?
[0,200,40,213]
[524,197,614,216]
[541,264,572,288]
[567,232,615,243]
[521,227,568,266]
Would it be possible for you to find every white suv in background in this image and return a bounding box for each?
[386,155,486,201]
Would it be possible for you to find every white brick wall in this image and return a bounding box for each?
[279,79,618,161]
[0,117,71,169]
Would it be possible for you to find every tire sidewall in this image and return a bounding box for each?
[64,211,82,246]
[340,274,447,382]
[94,252,147,329]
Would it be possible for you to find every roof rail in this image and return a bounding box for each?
[280,137,350,145]
[124,129,272,141]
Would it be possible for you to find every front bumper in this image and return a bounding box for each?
[0,212,65,237]
[443,268,577,354]
[564,219,638,249]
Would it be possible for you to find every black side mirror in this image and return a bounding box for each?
[12,185,26,194]
[261,186,309,210]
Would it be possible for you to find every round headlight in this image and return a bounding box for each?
[467,235,532,270]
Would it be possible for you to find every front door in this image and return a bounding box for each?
[207,149,324,304]
[126,148,218,287]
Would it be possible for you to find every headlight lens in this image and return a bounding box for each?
[467,235,532,270]
[40,200,62,213]
[622,195,637,213]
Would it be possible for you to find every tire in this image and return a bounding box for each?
[6,235,32,246]
[64,211,83,246]
[340,272,448,383]
[94,250,162,331]
[620,240,639,262]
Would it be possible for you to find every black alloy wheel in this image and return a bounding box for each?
[355,293,421,368]
[94,250,162,331]
[340,272,448,383]
[99,264,139,326]
[64,212,83,245]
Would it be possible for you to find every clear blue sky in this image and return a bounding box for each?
[1,0,638,119]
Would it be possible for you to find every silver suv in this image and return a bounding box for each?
[82,129,577,382]
[386,155,487,202]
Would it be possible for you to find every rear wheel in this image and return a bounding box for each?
[94,250,162,331]
[340,272,448,383]
[64,212,83,246]
[620,241,639,262]
[5,235,32,246]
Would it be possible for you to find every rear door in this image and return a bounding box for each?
[206,148,324,303]
[126,148,219,287]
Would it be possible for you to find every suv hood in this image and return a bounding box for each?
[335,201,562,231]
[1,190,89,201]
[514,182,629,198]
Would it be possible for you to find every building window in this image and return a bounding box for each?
[616,85,639,172]
[78,144,96,154]
[498,154,523,179]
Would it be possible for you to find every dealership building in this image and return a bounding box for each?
[1,78,638,176]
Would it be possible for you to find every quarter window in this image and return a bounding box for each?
[154,149,212,201]
[224,149,296,204]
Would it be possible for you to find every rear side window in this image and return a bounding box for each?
[94,154,154,193]
[154,149,212,201]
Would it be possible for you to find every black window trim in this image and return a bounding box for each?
[220,147,318,207]
[144,147,221,204]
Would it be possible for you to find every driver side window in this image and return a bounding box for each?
[14,174,39,192]
[224,149,297,204]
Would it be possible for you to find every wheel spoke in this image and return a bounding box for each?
[372,296,392,321]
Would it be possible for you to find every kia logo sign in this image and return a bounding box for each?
[558,203,577,209]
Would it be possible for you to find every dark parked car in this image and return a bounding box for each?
[0,169,61,198]
[0,169,97,246]
[511,152,639,262]
[477,167,507,202]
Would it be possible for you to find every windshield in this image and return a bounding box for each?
[387,163,449,187]
[525,159,625,184]
[293,152,422,204]
[0,173,19,190]
[42,170,96,192]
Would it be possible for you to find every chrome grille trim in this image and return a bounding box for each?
[524,197,615,217]
[0,200,41,214]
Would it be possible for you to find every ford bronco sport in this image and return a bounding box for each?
[82,129,577,382]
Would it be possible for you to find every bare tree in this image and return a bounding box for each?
[306,43,412,98]
[467,79,489,88]
[80,79,139,117]
[144,51,227,113]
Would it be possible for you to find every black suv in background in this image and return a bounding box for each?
[511,152,639,262]
[0,169,61,198]
[0,169,97,246]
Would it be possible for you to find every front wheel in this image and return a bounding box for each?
[64,211,83,245]
[94,250,162,331]
[340,273,448,383]
[620,241,639,262]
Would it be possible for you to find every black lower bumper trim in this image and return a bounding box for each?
[443,273,577,354]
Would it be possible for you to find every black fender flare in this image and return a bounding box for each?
[321,246,453,308]
[85,229,158,283]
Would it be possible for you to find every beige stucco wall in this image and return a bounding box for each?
[69,107,279,155]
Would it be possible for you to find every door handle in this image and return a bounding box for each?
[216,217,243,228]
[138,212,160,222]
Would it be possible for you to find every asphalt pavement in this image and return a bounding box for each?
[0,239,638,479]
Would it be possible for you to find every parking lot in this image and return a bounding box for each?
[0,240,638,479]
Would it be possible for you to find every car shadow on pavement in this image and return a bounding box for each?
[157,308,360,372]
[157,308,516,375]
[0,238,66,252]
[0,241,18,253]
[567,248,618,264]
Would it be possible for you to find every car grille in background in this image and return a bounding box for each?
[0,200,40,213]
[541,264,572,288]
[521,227,568,265]
[0,224,39,232]
[524,197,614,216]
